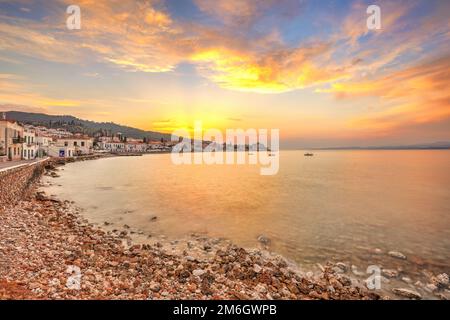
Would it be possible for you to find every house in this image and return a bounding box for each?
[125,142,148,153]
[56,137,93,155]
[22,127,38,160]
[48,145,75,158]
[148,140,172,152]
[0,118,24,161]
[35,135,51,156]
[98,141,125,153]
[36,135,51,148]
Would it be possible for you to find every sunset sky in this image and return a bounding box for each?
[0,0,449,148]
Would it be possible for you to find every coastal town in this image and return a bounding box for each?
[0,113,173,165]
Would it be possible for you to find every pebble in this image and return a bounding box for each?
[392,288,422,300]
[335,262,348,272]
[382,269,399,278]
[257,235,271,246]
[432,273,449,288]
[401,277,412,284]
[253,264,262,273]
[192,269,206,277]
[388,251,407,260]
[149,282,161,292]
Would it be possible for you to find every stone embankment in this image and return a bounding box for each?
[0,159,48,210]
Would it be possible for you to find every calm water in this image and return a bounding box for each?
[44,150,450,277]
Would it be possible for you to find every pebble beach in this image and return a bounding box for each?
[0,160,448,300]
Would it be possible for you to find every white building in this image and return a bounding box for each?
[48,145,75,158]
[35,135,52,157]
[36,135,51,147]
[125,142,148,153]
[0,119,24,161]
[98,141,125,153]
[56,137,93,155]
[22,128,38,160]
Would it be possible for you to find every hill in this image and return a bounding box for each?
[4,111,172,141]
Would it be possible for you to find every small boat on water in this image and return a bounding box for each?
[304,153,314,156]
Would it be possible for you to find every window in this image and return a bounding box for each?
[81,141,85,147]
[74,141,78,146]
[64,141,68,146]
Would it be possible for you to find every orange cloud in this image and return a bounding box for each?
[190,43,346,93]
[336,55,450,135]
[0,0,448,100]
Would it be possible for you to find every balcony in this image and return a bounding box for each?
[12,137,24,144]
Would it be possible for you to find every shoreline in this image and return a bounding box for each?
[1,156,448,300]
[0,192,379,300]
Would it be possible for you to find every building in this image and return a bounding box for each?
[98,141,125,153]
[30,125,73,139]
[148,140,172,151]
[98,136,122,143]
[0,118,24,161]
[35,135,51,157]
[56,137,93,155]
[22,127,38,160]
[125,142,148,153]
[48,145,75,158]
[36,135,51,148]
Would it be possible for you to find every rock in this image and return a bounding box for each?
[388,251,407,260]
[337,275,352,287]
[192,269,206,277]
[149,215,158,222]
[392,288,422,300]
[149,282,161,292]
[435,293,448,300]
[381,269,399,278]
[335,262,348,272]
[401,277,412,284]
[351,265,364,276]
[257,235,271,246]
[432,273,449,288]
[253,264,262,273]
[425,283,438,292]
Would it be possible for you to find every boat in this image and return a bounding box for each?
[304,153,314,156]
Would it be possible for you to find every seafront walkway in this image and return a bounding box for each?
[0,158,49,172]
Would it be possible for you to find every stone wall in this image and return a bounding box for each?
[0,159,48,210]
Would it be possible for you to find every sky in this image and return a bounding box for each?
[0,0,449,148]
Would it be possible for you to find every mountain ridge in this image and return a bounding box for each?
[3,111,172,141]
